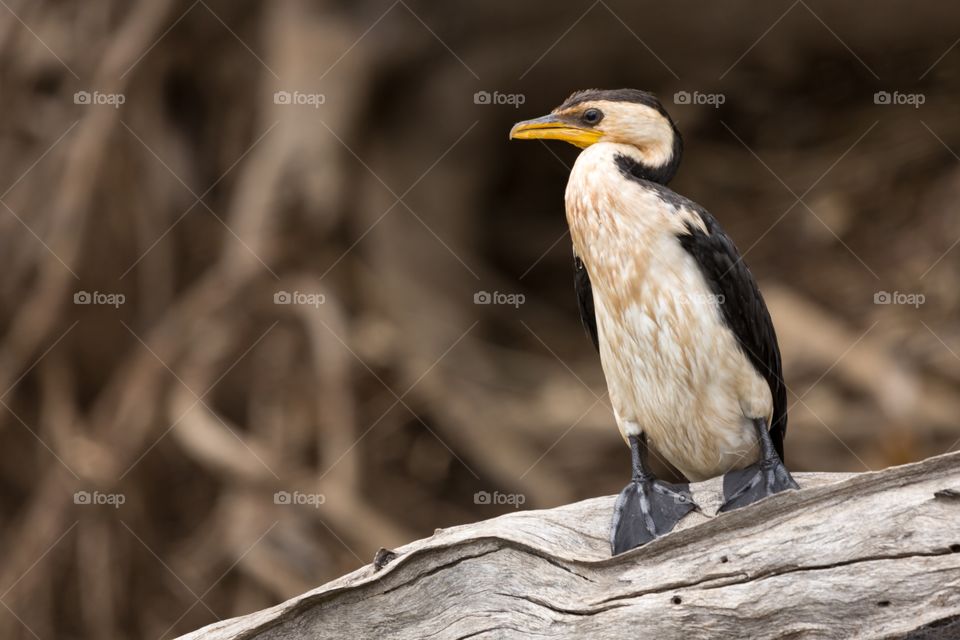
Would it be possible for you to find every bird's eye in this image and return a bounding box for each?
[582,108,603,125]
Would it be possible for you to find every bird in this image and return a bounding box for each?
[509,89,799,555]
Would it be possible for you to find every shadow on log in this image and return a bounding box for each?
[180,452,960,639]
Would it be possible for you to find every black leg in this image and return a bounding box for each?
[719,418,799,513]
[610,434,698,555]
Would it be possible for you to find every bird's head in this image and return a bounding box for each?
[509,88,682,183]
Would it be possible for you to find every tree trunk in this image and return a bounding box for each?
[180,452,960,639]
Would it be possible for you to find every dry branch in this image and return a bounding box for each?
[179,452,960,640]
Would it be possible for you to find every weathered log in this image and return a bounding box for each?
[180,452,960,639]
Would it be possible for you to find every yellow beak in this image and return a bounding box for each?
[509,114,603,149]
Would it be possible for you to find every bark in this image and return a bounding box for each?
[179,452,960,640]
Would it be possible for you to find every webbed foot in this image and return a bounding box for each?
[611,476,697,554]
[720,418,799,512]
[610,434,699,554]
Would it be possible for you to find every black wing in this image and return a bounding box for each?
[677,210,787,461]
[573,255,599,352]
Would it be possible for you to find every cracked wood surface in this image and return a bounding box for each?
[180,452,960,640]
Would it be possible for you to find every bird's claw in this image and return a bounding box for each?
[719,457,799,513]
[610,477,698,554]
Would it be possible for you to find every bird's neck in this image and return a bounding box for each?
[566,143,666,257]
[564,143,691,284]
[613,136,682,185]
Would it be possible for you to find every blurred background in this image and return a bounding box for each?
[1,0,959,637]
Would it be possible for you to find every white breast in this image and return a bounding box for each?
[565,143,770,481]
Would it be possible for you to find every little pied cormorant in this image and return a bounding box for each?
[510,89,799,555]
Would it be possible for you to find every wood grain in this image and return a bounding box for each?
[180,452,960,640]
